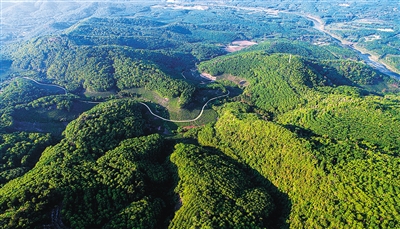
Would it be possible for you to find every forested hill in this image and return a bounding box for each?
[0,100,171,228]
[198,49,400,151]
[196,50,400,228]
[199,49,398,114]
[6,36,195,107]
[1,3,400,227]
[1,42,400,228]
[198,102,400,228]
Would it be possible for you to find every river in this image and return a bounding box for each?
[304,14,400,79]
[349,46,400,79]
[215,4,400,79]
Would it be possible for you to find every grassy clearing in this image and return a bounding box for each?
[6,83,226,135]
[124,88,179,110]
[218,74,249,87]
[83,90,116,99]
[126,87,224,127]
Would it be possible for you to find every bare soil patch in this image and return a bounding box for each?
[200,73,217,81]
[225,40,257,52]
[221,74,249,87]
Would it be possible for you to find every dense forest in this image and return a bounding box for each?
[1,1,400,228]
[1,43,399,228]
[197,49,400,228]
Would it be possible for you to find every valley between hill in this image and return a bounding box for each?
[0,1,400,228]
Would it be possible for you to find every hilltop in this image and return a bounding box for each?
[1,1,400,228]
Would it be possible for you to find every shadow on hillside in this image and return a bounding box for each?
[283,124,316,139]
[166,142,292,228]
[306,61,356,87]
[161,153,180,228]
[201,147,292,229]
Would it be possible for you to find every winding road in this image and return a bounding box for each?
[139,90,230,123]
[22,77,68,94]
[22,76,230,123]
[22,77,105,104]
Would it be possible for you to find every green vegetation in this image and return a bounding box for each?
[170,143,275,229]
[0,78,64,109]
[2,38,400,228]
[9,37,195,106]
[199,52,308,113]
[246,40,346,60]
[197,103,400,228]
[0,100,173,228]
[384,55,400,73]
[278,93,400,154]
[199,49,393,115]
[0,132,52,186]
[113,56,194,107]
[1,2,400,228]
[0,78,77,133]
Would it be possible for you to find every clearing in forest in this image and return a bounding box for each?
[225,40,257,52]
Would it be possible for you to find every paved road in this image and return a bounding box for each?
[22,77,68,94]
[139,90,230,123]
[21,76,231,121]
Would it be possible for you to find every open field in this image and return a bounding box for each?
[127,87,223,127]
[225,40,258,52]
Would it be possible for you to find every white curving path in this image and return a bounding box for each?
[139,90,230,123]
[22,77,68,94]
[21,76,230,122]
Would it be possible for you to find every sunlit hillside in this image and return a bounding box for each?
[0,1,399,228]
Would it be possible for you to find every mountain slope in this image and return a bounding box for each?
[197,102,400,228]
